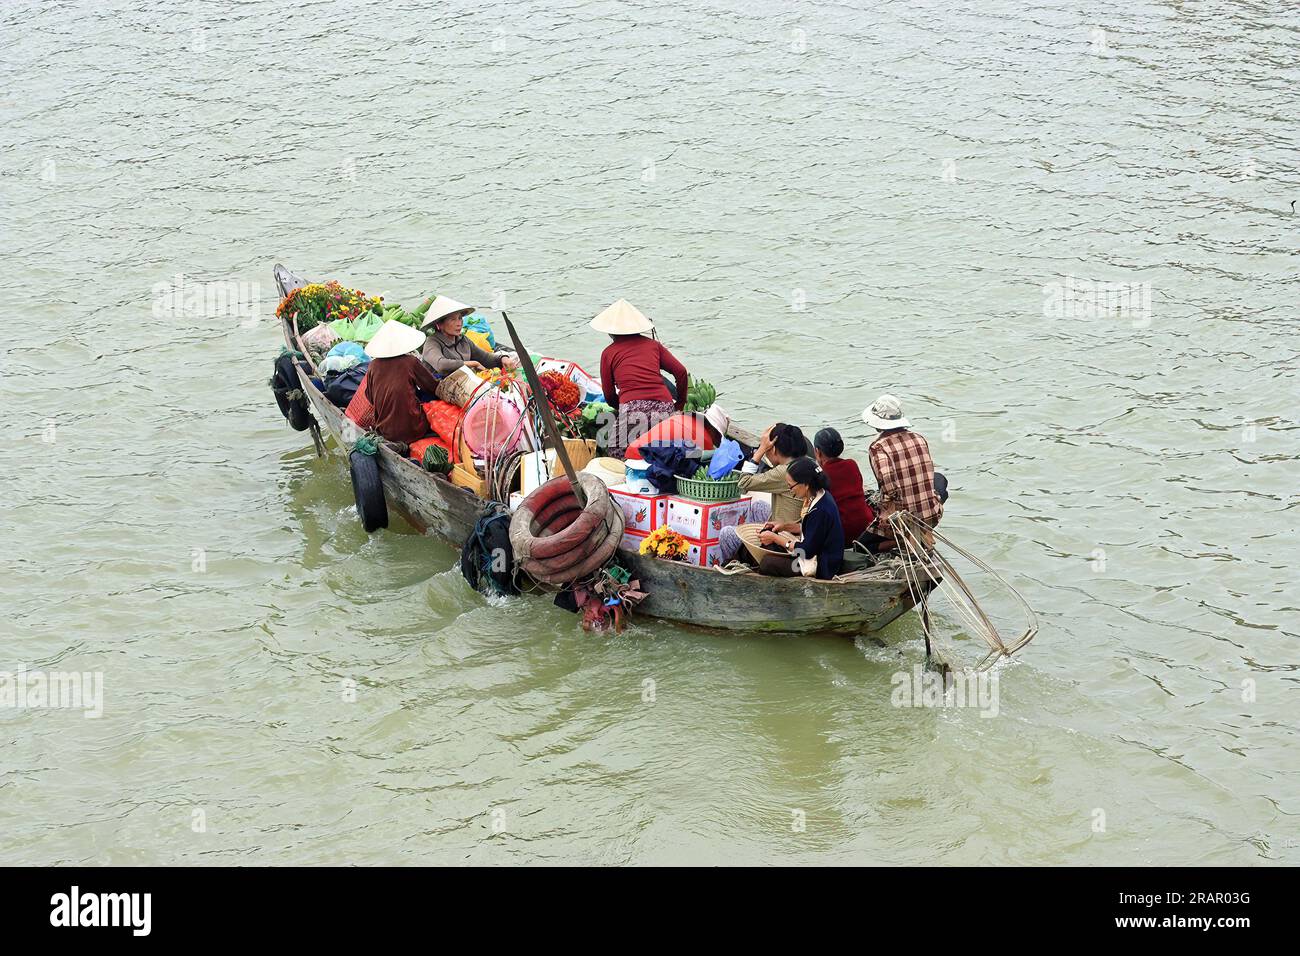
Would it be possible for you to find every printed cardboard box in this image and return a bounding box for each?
[665,495,752,540]
[684,537,725,568]
[619,529,648,553]
[609,485,668,533]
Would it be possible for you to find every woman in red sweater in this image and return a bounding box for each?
[593,299,690,458]
[812,427,873,542]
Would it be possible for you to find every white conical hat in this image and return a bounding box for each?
[590,299,654,335]
[365,319,426,359]
[420,296,475,330]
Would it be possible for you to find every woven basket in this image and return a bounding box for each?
[675,474,741,502]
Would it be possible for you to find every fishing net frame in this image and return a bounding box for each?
[888,512,1038,672]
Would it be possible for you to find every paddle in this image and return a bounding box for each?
[502,312,587,508]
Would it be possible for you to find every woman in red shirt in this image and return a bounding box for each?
[593,299,690,458]
[812,427,873,542]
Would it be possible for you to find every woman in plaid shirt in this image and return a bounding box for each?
[859,395,942,552]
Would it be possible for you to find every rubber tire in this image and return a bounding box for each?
[540,506,582,535]
[288,397,312,432]
[525,516,617,577]
[534,493,582,530]
[530,507,605,560]
[528,524,623,584]
[349,450,388,532]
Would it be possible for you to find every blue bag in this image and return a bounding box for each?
[327,341,369,364]
[708,439,743,479]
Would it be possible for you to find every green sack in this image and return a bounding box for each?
[329,311,386,344]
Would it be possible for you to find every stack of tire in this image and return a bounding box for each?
[508,473,625,585]
[270,351,313,432]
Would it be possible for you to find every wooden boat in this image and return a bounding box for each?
[273,265,923,635]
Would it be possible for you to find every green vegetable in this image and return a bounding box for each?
[579,401,614,441]
[683,376,717,413]
[689,465,734,482]
[422,444,452,474]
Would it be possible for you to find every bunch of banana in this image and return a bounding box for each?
[381,297,434,329]
[684,376,717,413]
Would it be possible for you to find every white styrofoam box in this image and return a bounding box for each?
[520,449,557,497]
[665,495,752,541]
[609,485,668,533]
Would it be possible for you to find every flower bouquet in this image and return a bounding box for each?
[276,281,382,333]
[639,526,689,561]
[538,370,581,413]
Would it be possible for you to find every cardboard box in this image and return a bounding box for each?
[619,529,648,553]
[609,485,668,533]
[665,495,752,540]
[549,438,597,477]
[537,358,603,403]
[684,538,725,568]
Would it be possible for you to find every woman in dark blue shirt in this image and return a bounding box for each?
[757,456,845,580]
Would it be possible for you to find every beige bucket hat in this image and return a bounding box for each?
[420,296,475,331]
[582,457,627,486]
[364,319,426,359]
[862,393,911,431]
[703,403,730,438]
[591,299,654,335]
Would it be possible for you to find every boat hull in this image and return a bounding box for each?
[276,268,920,636]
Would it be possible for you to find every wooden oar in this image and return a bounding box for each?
[502,312,587,507]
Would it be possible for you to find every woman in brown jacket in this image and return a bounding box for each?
[362,320,441,445]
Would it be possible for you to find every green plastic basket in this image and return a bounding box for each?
[674,474,742,502]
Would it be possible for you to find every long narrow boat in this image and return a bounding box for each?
[273,265,923,635]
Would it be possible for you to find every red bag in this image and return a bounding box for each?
[345,372,375,430]
[424,400,464,442]
[409,435,452,463]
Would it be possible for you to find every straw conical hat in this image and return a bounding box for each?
[735,524,787,565]
[591,299,654,335]
[420,296,475,330]
[365,319,426,359]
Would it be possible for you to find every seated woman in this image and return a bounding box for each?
[362,320,442,446]
[715,422,808,564]
[757,456,844,579]
[812,427,873,541]
[420,297,518,377]
[592,299,690,459]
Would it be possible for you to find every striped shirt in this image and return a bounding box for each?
[869,429,942,532]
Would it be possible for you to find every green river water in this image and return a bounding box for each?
[2,0,1296,864]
